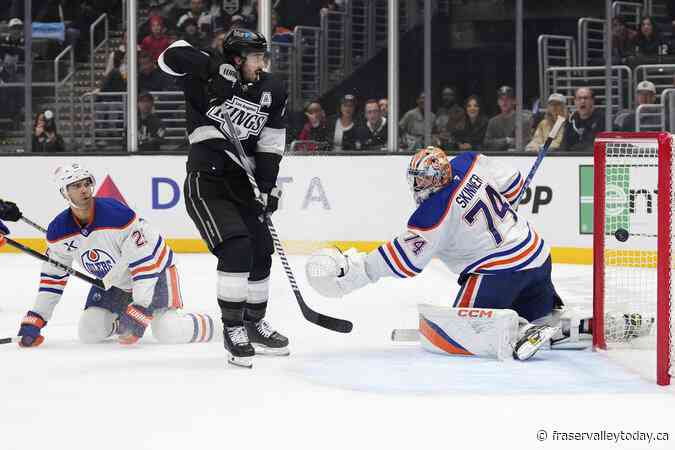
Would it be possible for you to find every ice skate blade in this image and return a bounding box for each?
[252,343,290,356]
[227,354,253,368]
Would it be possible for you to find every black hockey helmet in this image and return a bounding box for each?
[223,28,267,64]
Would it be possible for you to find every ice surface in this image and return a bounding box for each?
[0,254,673,450]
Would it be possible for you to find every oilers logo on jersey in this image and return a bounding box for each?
[81,249,116,278]
[206,96,269,140]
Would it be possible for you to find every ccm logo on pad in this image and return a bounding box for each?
[457,309,493,318]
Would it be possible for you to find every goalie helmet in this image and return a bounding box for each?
[53,163,96,208]
[407,147,452,205]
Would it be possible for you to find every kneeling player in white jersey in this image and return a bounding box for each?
[307,147,566,360]
[17,163,218,347]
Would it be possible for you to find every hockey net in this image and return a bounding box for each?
[593,132,673,386]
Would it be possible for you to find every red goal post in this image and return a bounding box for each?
[593,131,672,386]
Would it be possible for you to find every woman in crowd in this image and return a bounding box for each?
[526,93,567,152]
[328,94,358,151]
[634,16,666,56]
[454,95,489,151]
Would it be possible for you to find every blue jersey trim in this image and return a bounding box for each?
[461,227,533,276]
[501,173,522,194]
[39,287,64,295]
[40,272,69,280]
[377,246,405,278]
[393,239,421,273]
[47,198,135,242]
[129,237,163,268]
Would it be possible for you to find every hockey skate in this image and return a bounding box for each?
[245,319,290,356]
[513,324,561,361]
[224,325,255,368]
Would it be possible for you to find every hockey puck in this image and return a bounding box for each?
[615,228,629,242]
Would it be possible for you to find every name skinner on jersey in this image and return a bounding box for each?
[455,174,484,208]
[207,96,269,140]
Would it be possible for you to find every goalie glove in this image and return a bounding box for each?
[17,311,47,347]
[305,248,373,298]
[0,199,21,222]
[118,304,153,345]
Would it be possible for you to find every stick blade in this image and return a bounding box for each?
[296,293,353,333]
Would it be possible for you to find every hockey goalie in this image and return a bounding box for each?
[305,148,653,360]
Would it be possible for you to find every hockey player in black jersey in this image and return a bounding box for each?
[158,29,288,368]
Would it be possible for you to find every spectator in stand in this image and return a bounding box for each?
[560,87,605,152]
[271,10,294,43]
[33,110,65,153]
[399,92,435,151]
[378,98,388,117]
[140,16,172,62]
[434,86,464,150]
[179,17,207,48]
[355,99,388,151]
[137,91,166,151]
[328,94,358,151]
[668,1,675,34]
[526,93,567,152]
[612,17,638,62]
[483,86,532,152]
[634,16,666,57]
[176,0,212,37]
[620,81,660,132]
[138,50,173,92]
[230,14,247,29]
[297,101,330,151]
[454,95,489,152]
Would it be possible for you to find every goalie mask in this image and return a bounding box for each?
[53,163,96,209]
[407,147,452,205]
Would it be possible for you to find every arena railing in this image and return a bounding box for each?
[538,35,576,103]
[612,1,645,29]
[53,45,75,145]
[89,13,108,89]
[544,65,633,113]
[578,18,605,67]
[320,9,351,94]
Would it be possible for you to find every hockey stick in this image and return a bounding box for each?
[0,220,105,289]
[212,106,353,333]
[512,115,566,208]
[391,116,567,342]
[0,201,127,290]
[0,337,21,345]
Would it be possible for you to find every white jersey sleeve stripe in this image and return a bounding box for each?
[376,246,407,278]
[475,231,541,272]
[384,241,418,277]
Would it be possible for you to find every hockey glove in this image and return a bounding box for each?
[0,199,21,222]
[118,304,153,345]
[260,187,282,217]
[18,311,47,347]
[206,49,242,105]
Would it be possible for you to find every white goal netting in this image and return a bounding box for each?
[596,136,673,385]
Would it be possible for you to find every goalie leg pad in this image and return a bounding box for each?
[78,307,118,344]
[417,304,520,360]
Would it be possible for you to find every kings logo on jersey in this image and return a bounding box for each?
[81,249,116,278]
[206,96,269,141]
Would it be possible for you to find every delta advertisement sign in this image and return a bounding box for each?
[0,154,593,255]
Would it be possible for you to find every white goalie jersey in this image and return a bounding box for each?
[365,152,550,281]
[33,197,176,321]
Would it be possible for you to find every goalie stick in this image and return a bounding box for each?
[209,106,353,334]
[391,116,567,342]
